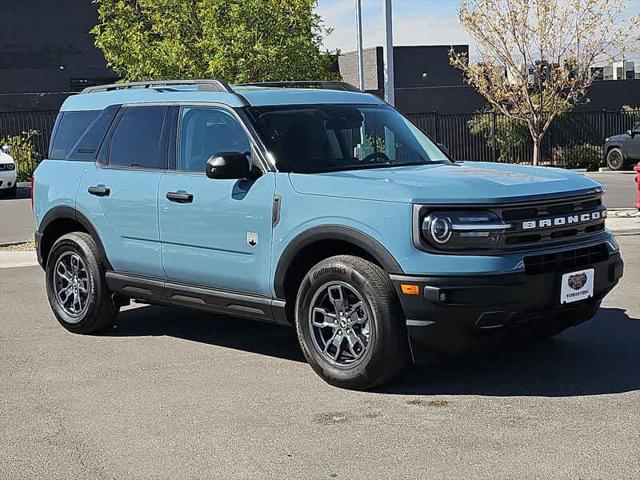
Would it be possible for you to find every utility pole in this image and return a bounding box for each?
[355,0,365,90]
[383,0,395,105]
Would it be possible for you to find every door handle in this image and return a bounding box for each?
[166,191,194,203]
[88,185,110,197]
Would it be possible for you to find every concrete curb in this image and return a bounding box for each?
[0,240,31,248]
[0,250,39,269]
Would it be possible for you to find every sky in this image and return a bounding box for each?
[316,0,640,60]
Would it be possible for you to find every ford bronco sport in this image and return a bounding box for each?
[33,80,624,390]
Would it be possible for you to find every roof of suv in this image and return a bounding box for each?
[61,85,385,112]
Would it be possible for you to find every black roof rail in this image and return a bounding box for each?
[238,81,361,92]
[82,79,233,93]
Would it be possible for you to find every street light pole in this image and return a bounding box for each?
[383,0,395,105]
[355,0,365,90]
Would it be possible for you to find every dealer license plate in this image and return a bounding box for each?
[560,269,594,304]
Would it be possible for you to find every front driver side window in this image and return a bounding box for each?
[179,107,251,173]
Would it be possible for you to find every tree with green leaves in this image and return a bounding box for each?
[92,0,338,83]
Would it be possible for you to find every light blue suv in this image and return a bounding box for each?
[33,80,623,389]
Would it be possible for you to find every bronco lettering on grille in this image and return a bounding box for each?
[521,211,605,230]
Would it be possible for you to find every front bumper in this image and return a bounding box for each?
[0,169,17,189]
[391,249,623,360]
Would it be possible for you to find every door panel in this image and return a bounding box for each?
[630,125,640,159]
[74,105,169,278]
[77,164,163,277]
[159,173,275,295]
[159,106,275,296]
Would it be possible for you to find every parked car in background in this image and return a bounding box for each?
[0,145,17,197]
[33,80,623,390]
[604,124,640,170]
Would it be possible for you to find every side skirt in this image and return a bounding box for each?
[105,272,289,325]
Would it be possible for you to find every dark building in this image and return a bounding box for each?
[339,45,487,113]
[0,0,116,111]
[339,45,640,113]
[339,45,487,114]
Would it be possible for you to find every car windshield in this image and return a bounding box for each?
[250,104,450,173]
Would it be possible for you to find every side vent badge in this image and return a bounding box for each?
[247,232,259,247]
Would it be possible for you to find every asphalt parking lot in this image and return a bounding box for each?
[0,235,638,478]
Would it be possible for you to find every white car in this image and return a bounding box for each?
[0,145,17,197]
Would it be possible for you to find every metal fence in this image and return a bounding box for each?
[0,108,638,180]
[406,109,640,167]
[0,110,58,181]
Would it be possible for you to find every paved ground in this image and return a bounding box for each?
[586,171,637,210]
[0,185,33,244]
[0,237,638,479]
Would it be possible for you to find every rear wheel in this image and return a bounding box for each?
[606,148,625,171]
[295,255,409,390]
[45,232,119,334]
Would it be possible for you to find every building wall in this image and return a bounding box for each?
[0,0,114,110]
[340,47,640,114]
[338,47,383,90]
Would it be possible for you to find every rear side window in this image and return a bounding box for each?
[49,111,100,159]
[66,105,119,162]
[108,106,168,169]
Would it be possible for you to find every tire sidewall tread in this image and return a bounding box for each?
[45,231,117,334]
[295,255,408,390]
[606,148,625,171]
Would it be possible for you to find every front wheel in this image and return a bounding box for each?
[295,255,409,390]
[606,148,625,171]
[45,232,119,334]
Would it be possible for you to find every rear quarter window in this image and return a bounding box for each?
[49,106,119,161]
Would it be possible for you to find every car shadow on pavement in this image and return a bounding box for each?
[386,307,640,397]
[108,304,305,363]
[110,305,639,397]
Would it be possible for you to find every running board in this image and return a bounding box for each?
[105,271,288,325]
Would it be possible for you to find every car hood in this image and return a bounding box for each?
[0,151,14,164]
[288,162,603,204]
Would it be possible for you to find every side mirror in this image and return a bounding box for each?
[206,152,251,180]
[1,145,10,154]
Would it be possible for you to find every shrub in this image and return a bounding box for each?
[0,130,41,181]
[556,144,602,171]
[622,105,640,125]
[468,112,531,162]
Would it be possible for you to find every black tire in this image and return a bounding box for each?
[45,232,118,334]
[606,147,625,171]
[295,255,409,390]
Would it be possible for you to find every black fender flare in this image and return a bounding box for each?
[273,225,403,299]
[37,205,112,269]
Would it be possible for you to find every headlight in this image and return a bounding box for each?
[421,210,511,251]
[0,163,15,171]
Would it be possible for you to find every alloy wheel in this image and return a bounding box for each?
[53,252,90,321]
[608,150,623,170]
[308,281,373,367]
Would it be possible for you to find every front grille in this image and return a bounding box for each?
[499,194,606,249]
[523,243,609,275]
